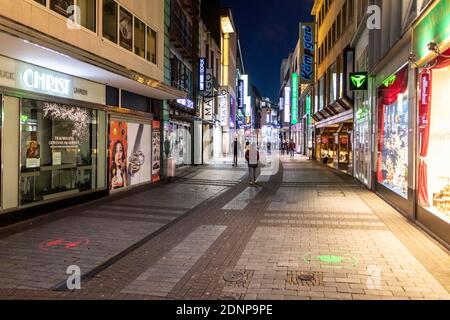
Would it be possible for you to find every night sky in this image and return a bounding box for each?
[220,0,314,102]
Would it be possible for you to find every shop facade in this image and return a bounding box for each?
[0,55,108,214]
[412,0,450,247]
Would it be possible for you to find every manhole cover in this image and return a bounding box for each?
[223,271,244,283]
[298,274,315,281]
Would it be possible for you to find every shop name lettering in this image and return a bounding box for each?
[0,70,15,80]
[22,69,71,95]
[301,25,314,81]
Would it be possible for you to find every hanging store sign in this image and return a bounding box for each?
[238,79,244,109]
[198,58,206,91]
[413,0,450,65]
[203,68,214,121]
[299,22,315,84]
[176,99,194,109]
[0,55,105,104]
[219,87,229,127]
[292,73,299,125]
[349,72,369,90]
[284,87,291,123]
[305,94,311,126]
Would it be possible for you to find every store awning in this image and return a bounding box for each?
[315,109,354,129]
[0,28,186,101]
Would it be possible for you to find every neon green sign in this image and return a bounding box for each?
[291,73,299,125]
[383,74,397,87]
[413,0,450,64]
[305,94,311,126]
[20,115,29,123]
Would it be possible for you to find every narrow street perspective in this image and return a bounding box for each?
[0,0,449,307]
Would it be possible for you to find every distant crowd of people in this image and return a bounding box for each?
[280,140,297,158]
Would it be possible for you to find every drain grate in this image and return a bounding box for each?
[223,271,244,283]
[317,190,346,198]
[287,271,323,287]
[223,269,254,289]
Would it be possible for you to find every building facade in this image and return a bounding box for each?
[0,0,186,224]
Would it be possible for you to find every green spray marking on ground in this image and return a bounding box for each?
[316,255,343,264]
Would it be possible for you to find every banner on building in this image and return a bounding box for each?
[299,22,315,84]
[219,87,229,127]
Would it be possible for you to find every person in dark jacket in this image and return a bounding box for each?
[233,138,238,167]
[245,143,260,186]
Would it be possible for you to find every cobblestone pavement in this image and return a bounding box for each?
[0,156,448,300]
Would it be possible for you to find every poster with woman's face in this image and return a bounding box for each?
[110,120,128,191]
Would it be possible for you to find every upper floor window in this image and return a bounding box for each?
[134,18,146,58]
[103,0,117,43]
[34,0,96,32]
[119,7,133,51]
[147,26,157,64]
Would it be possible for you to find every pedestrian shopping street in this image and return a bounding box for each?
[0,156,448,300]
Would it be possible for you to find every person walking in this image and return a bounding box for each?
[289,140,296,158]
[245,143,260,186]
[233,138,238,167]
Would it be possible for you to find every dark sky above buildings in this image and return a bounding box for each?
[220,0,314,102]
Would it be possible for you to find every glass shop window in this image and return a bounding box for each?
[20,99,97,205]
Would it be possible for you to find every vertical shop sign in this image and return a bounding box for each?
[152,121,161,183]
[292,73,299,125]
[199,58,206,92]
[299,22,315,84]
[203,69,213,121]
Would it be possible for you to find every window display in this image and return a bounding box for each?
[20,99,97,205]
[377,67,409,198]
[167,123,191,167]
[418,53,450,224]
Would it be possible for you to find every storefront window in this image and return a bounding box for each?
[377,67,409,198]
[20,99,97,205]
[418,52,450,224]
[167,123,191,167]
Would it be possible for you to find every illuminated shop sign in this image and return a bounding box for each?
[349,72,368,90]
[305,94,311,125]
[238,80,244,109]
[177,99,194,109]
[0,56,105,104]
[219,87,228,127]
[284,87,291,123]
[291,73,299,125]
[413,0,450,65]
[198,58,206,91]
[22,68,71,96]
[300,22,315,84]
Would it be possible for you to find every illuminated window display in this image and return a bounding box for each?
[418,54,450,224]
[20,99,97,205]
[167,122,191,167]
[377,67,409,198]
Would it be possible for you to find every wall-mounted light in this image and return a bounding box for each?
[427,42,439,54]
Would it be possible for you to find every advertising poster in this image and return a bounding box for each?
[152,121,161,183]
[127,123,151,186]
[119,7,133,51]
[110,120,128,191]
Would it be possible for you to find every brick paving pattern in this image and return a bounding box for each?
[0,156,448,300]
